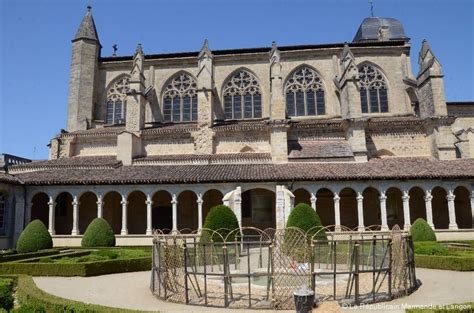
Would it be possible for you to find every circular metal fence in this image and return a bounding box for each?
[150,225,419,310]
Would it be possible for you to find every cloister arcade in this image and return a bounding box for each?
[27,181,474,237]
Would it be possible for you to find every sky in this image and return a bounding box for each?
[0,0,473,160]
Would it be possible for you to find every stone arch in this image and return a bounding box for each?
[409,187,426,224]
[432,186,449,229]
[55,192,73,235]
[78,192,97,234]
[127,191,147,234]
[241,188,275,229]
[454,186,472,229]
[30,192,49,227]
[386,187,403,229]
[152,190,172,230]
[363,187,381,227]
[293,188,311,207]
[340,188,358,229]
[315,188,334,227]
[177,190,198,230]
[103,191,122,234]
[202,189,224,223]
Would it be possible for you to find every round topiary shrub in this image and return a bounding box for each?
[202,205,239,242]
[16,220,53,253]
[410,218,436,242]
[81,218,116,247]
[286,203,327,241]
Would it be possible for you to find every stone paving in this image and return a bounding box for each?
[33,268,474,313]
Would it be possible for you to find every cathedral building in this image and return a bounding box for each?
[0,8,473,247]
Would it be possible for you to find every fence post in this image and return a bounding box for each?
[184,242,189,304]
[223,244,229,308]
[354,242,360,305]
[388,238,392,299]
[310,242,315,291]
[372,235,376,301]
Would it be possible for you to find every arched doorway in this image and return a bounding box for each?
[78,192,97,234]
[363,187,381,227]
[432,187,449,229]
[202,189,223,223]
[409,187,426,223]
[241,188,275,229]
[55,192,73,235]
[293,188,311,207]
[127,191,147,234]
[454,186,472,229]
[315,188,334,227]
[177,190,198,231]
[103,191,122,234]
[386,187,403,229]
[152,191,172,231]
[30,192,49,227]
[339,188,358,230]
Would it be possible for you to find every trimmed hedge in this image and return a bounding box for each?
[0,249,60,263]
[0,278,13,311]
[410,218,436,242]
[16,220,53,253]
[202,205,239,242]
[415,254,474,271]
[12,275,148,312]
[0,257,151,276]
[414,241,450,256]
[82,218,116,247]
[287,203,327,240]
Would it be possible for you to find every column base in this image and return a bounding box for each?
[357,226,365,232]
[381,225,389,231]
[428,223,435,229]
[121,229,128,235]
[146,229,152,235]
[334,225,342,232]
[449,224,458,230]
[404,224,410,231]
[71,230,79,236]
[48,230,55,236]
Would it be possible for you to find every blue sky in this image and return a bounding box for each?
[0,0,473,160]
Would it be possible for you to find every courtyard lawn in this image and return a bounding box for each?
[406,302,474,313]
[414,241,474,271]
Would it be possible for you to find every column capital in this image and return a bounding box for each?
[196,193,203,204]
[310,193,316,201]
[171,194,178,204]
[47,200,56,206]
[424,195,433,202]
[446,194,455,201]
[145,199,153,205]
[356,192,363,201]
[333,193,340,201]
[402,194,410,201]
[120,200,128,205]
[379,194,387,201]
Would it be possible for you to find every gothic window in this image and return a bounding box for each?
[0,193,5,229]
[358,64,389,113]
[285,67,325,117]
[163,73,198,122]
[223,70,262,120]
[106,76,129,124]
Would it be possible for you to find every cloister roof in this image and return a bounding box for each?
[11,157,474,185]
[0,173,21,184]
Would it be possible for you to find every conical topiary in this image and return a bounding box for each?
[202,205,239,242]
[286,203,327,240]
[410,218,436,242]
[16,220,53,253]
[81,218,116,247]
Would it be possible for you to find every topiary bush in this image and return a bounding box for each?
[286,203,327,241]
[202,205,239,242]
[410,218,436,242]
[81,218,116,247]
[16,220,53,253]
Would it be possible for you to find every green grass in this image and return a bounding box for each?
[38,249,150,264]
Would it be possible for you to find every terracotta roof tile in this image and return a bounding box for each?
[0,173,21,184]
[288,140,353,160]
[9,156,121,173]
[134,153,271,165]
[13,157,474,185]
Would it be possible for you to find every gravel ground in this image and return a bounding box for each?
[33,268,474,313]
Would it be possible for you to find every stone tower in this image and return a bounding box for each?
[67,6,101,132]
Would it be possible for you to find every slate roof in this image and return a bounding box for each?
[73,7,99,43]
[353,17,408,42]
[12,157,474,185]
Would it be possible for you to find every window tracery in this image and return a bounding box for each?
[358,64,388,113]
[163,73,198,122]
[106,76,129,124]
[285,67,325,117]
[223,70,262,120]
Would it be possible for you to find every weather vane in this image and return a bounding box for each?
[112,44,118,57]
[369,0,375,17]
